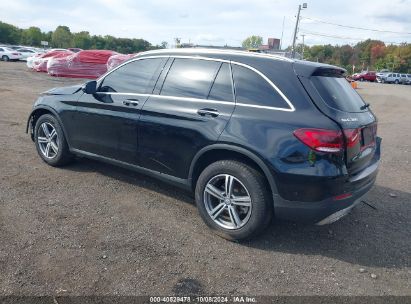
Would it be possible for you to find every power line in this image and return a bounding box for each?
[302,16,411,35]
[300,29,365,40]
[299,29,407,45]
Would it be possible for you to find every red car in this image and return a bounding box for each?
[47,50,118,79]
[352,71,377,82]
[32,50,73,72]
[107,53,136,71]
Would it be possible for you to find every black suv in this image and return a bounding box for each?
[27,49,381,240]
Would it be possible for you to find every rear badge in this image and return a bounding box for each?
[341,118,358,122]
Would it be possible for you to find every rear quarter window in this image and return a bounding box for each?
[232,64,290,109]
[311,76,366,113]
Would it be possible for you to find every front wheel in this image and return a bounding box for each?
[195,160,273,240]
[395,79,399,84]
[34,114,73,166]
[2,55,9,61]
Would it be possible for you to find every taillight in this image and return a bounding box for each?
[12,53,19,55]
[343,128,361,148]
[293,128,344,153]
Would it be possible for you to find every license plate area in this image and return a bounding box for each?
[361,124,377,148]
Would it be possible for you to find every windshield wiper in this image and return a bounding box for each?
[360,103,370,110]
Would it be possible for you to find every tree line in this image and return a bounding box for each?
[2,20,410,73]
[242,35,411,74]
[0,21,166,54]
[296,40,411,73]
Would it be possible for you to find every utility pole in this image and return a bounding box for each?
[291,3,307,58]
[280,16,285,50]
[301,34,305,60]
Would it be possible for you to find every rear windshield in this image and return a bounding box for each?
[311,76,366,112]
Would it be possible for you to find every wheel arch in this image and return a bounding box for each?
[189,144,279,199]
[26,106,70,146]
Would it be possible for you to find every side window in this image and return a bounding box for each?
[232,64,289,108]
[0,48,3,51]
[99,58,166,94]
[207,63,234,102]
[388,74,392,77]
[160,58,220,99]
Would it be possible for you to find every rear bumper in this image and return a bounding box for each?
[273,138,381,224]
[273,172,375,224]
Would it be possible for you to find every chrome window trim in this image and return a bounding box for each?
[97,55,295,112]
[135,48,293,62]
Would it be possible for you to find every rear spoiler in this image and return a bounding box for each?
[293,61,346,78]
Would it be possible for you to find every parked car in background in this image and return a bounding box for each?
[352,71,376,82]
[0,47,23,61]
[376,70,391,78]
[27,49,381,240]
[399,74,408,84]
[47,50,118,79]
[68,48,83,53]
[106,53,136,71]
[32,50,73,72]
[405,74,411,85]
[27,49,67,69]
[377,73,402,84]
[16,48,42,61]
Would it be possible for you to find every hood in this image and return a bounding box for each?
[43,84,83,95]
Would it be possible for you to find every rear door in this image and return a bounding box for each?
[298,68,379,175]
[139,58,235,178]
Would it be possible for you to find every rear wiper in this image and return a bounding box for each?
[360,103,370,110]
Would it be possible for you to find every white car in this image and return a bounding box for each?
[26,54,40,68]
[0,47,23,61]
[26,49,67,69]
[16,48,42,61]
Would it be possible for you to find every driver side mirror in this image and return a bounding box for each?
[83,80,97,94]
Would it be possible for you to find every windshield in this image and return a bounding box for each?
[311,76,366,112]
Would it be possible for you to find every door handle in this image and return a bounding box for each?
[123,99,139,106]
[197,108,219,117]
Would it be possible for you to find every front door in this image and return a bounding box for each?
[70,57,167,165]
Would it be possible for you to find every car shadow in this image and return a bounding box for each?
[65,157,194,204]
[244,185,411,269]
[64,158,410,269]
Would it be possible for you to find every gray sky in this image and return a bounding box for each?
[1,0,411,47]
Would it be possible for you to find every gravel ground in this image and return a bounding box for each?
[0,62,410,296]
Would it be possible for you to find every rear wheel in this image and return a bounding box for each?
[195,160,272,240]
[34,114,73,166]
[360,78,364,82]
[2,55,9,61]
[395,79,399,84]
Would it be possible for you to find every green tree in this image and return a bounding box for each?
[0,21,21,44]
[242,35,263,49]
[21,26,43,46]
[51,26,73,48]
[73,31,92,49]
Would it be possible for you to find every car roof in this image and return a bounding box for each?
[136,48,344,76]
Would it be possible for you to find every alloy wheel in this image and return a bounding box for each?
[37,122,59,159]
[203,174,252,230]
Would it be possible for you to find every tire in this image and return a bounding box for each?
[395,79,399,84]
[195,160,273,241]
[2,55,9,61]
[381,79,385,83]
[34,114,73,166]
[360,78,364,82]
